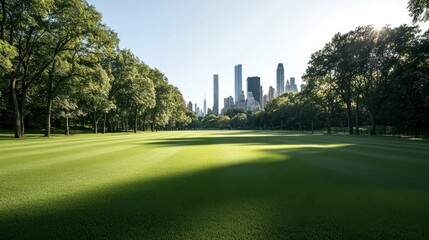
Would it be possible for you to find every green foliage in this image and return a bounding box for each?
[408,0,429,22]
[303,24,429,136]
[0,40,17,72]
[217,115,230,129]
[202,114,219,129]
[0,0,189,136]
[230,113,247,129]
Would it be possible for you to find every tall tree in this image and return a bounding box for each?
[408,0,429,22]
[305,26,373,134]
[360,25,419,135]
[42,3,117,137]
[131,63,155,133]
[1,0,54,137]
[80,64,114,134]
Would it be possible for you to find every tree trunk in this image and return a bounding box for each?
[10,79,22,138]
[65,116,70,135]
[102,112,107,134]
[1,0,5,40]
[346,102,353,135]
[311,119,314,134]
[44,98,53,137]
[370,113,376,135]
[93,111,98,134]
[327,121,331,134]
[134,107,138,133]
[19,94,26,137]
[355,100,360,135]
[142,114,146,131]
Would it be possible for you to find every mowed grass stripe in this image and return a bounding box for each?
[1,142,186,215]
[1,131,428,239]
[0,132,173,166]
[0,131,167,152]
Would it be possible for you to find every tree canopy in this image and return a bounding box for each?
[0,0,195,137]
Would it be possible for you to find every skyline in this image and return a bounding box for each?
[87,0,425,111]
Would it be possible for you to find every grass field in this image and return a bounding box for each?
[0,131,428,239]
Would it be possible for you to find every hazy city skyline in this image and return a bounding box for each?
[87,0,424,111]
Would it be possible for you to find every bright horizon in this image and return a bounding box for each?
[87,0,419,111]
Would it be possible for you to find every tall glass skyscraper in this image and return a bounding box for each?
[290,77,298,92]
[277,63,285,96]
[234,64,242,104]
[213,74,219,115]
[203,96,207,116]
[247,76,261,106]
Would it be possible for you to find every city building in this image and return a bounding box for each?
[203,96,207,116]
[290,77,298,92]
[213,74,219,115]
[234,64,242,104]
[276,63,285,96]
[207,108,213,115]
[268,86,275,101]
[263,94,268,109]
[234,91,247,111]
[247,76,261,106]
[285,80,291,93]
[187,101,193,111]
[221,96,234,115]
[246,92,260,111]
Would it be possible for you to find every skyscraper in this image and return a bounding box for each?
[263,95,268,109]
[213,74,219,115]
[290,77,298,92]
[286,80,291,93]
[203,96,207,116]
[187,102,193,111]
[247,76,261,106]
[234,64,242,104]
[277,63,285,96]
[268,86,275,101]
[221,96,234,115]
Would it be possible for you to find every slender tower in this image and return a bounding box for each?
[203,96,207,116]
[276,63,285,96]
[234,64,242,104]
[213,75,219,115]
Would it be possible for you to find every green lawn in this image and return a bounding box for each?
[0,131,428,239]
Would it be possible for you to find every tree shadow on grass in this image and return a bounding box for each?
[1,136,429,239]
[144,134,342,147]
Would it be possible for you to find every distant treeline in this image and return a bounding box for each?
[196,24,429,137]
[1,1,428,138]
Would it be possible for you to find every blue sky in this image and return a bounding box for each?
[87,0,417,110]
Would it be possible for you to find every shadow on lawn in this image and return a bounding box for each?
[145,134,337,147]
[1,135,428,239]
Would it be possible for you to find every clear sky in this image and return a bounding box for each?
[87,0,418,111]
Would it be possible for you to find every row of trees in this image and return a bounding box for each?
[0,0,194,138]
[197,24,428,136]
[191,1,429,136]
[304,24,429,136]
[1,0,428,137]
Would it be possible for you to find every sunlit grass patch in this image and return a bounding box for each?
[0,131,428,239]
